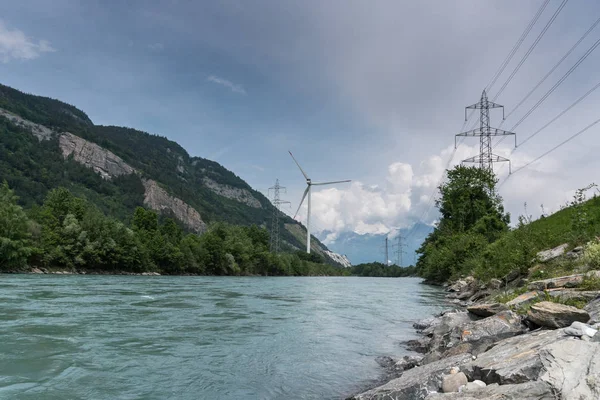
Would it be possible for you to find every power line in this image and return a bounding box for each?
[503,15,600,123]
[509,35,600,132]
[500,117,600,187]
[487,0,552,93]
[462,0,551,132]
[493,0,569,101]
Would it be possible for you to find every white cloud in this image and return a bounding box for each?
[147,42,164,51]
[0,21,55,63]
[207,75,246,95]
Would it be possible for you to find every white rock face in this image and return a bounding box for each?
[143,179,206,233]
[324,250,352,268]
[202,177,262,208]
[0,108,55,140]
[59,133,136,179]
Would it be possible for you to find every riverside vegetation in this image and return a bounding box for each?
[348,164,600,398]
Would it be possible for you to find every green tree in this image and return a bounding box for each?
[0,182,33,270]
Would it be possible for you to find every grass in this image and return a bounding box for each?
[495,286,529,304]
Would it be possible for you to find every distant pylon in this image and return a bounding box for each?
[393,234,407,267]
[455,90,516,173]
[384,237,389,265]
[268,179,290,253]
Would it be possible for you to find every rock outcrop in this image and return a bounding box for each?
[202,177,262,208]
[536,243,569,262]
[528,270,600,290]
[526,301,590,328]
[0,107,55,140]
[467,303,508,318]
[59,133,136,179]
[142,179,206,232]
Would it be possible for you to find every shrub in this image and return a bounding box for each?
[583,239,600,268]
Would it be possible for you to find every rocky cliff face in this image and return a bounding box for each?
[59,133,136,179]
[142,179,206,232]
[0,108,54,140]
[202,177,262,208]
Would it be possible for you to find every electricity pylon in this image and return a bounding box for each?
[393,234,407,267]
[455,90,516,173]
[268,179,290,253]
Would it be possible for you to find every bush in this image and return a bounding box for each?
[583,239,600,268]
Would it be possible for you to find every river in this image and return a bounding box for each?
[0,275,445,399]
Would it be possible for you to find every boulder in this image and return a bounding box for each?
[467,290,490,303]
[30,267,43,274]
[394,355,423,372]
[467,303,508,318]
[414,317,439,331]
[455,311,524,347]
[545,289,600,303]
[425,381,555,399]
[351,353,474,399]
[504,269,520,283]
[538,339,600,399]
[463,380,486,391]
[402,337,430,353]
[566,246,584,259]
[564,321,598,337]
[427,312,479,353]
[528,271,600,290]
[536,243,568,262]
[584,296,600,324]
[505,291,543,308]
[527,301,590,328]
[465,329,567,385]
[488,279,503,290]
[442,372,468,393]
[447,280,469,293]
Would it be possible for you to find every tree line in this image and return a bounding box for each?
[0,182,346,276]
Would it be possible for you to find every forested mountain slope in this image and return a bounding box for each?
[0,83,337,262]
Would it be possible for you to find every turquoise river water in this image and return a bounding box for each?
[0,275,445,399]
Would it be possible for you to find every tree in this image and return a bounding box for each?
[417,166,509,283]
[0,182,33,270]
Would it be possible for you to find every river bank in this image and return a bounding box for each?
[349,247,600,399]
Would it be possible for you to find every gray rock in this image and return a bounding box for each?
[466,329,567,384]
[425,381,554,399]
[504,269,520,283]
[546,289,600,303]
[428,312,479,353]
[538,339,600,399]
[202,177,262,208]
[528,270,600,291]
[563,321,598,337]
[592,331,600,343]
[505,291,543,308]
[30,267,44,274]
[394,355,423,372]
[527,301,590,329]
[454,311,524,348]
[467,290,490,303]
[536,243,569,262]
[467,303,508,318]
[351,353,474,399]
[442,372,467,393]
[447,280,469,293]
[584,296,600,324]
[582,334,592,342]
[463,380,486,391]
[59,132,136,179]
[414,317,440,331]
[142,179,207,233]
[488,279,503,290]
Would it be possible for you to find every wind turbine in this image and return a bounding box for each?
[289,151,351,254]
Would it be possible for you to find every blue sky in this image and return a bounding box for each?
[2,0,600,263]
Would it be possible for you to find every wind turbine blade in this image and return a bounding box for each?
[289,151,309,180]
[294,186,310,219]
[312,180,352,186]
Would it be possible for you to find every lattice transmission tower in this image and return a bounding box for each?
[268,179,290,253]
[393,234,407,267]
[455,90,517,173]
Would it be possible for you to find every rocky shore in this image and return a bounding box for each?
[350,245,600,399]
[14,267,162,276]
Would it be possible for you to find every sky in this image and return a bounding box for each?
[2,0,600,263]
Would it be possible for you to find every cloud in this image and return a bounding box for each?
[0,21,55,63]
[147,42,164,51]
[207,75,246,95]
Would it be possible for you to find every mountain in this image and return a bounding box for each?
[322,222,434,265]
[0,83,340,264]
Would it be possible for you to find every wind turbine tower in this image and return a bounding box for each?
[289,151,351,254]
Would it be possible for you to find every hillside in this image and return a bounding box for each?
[0,83,339,263]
